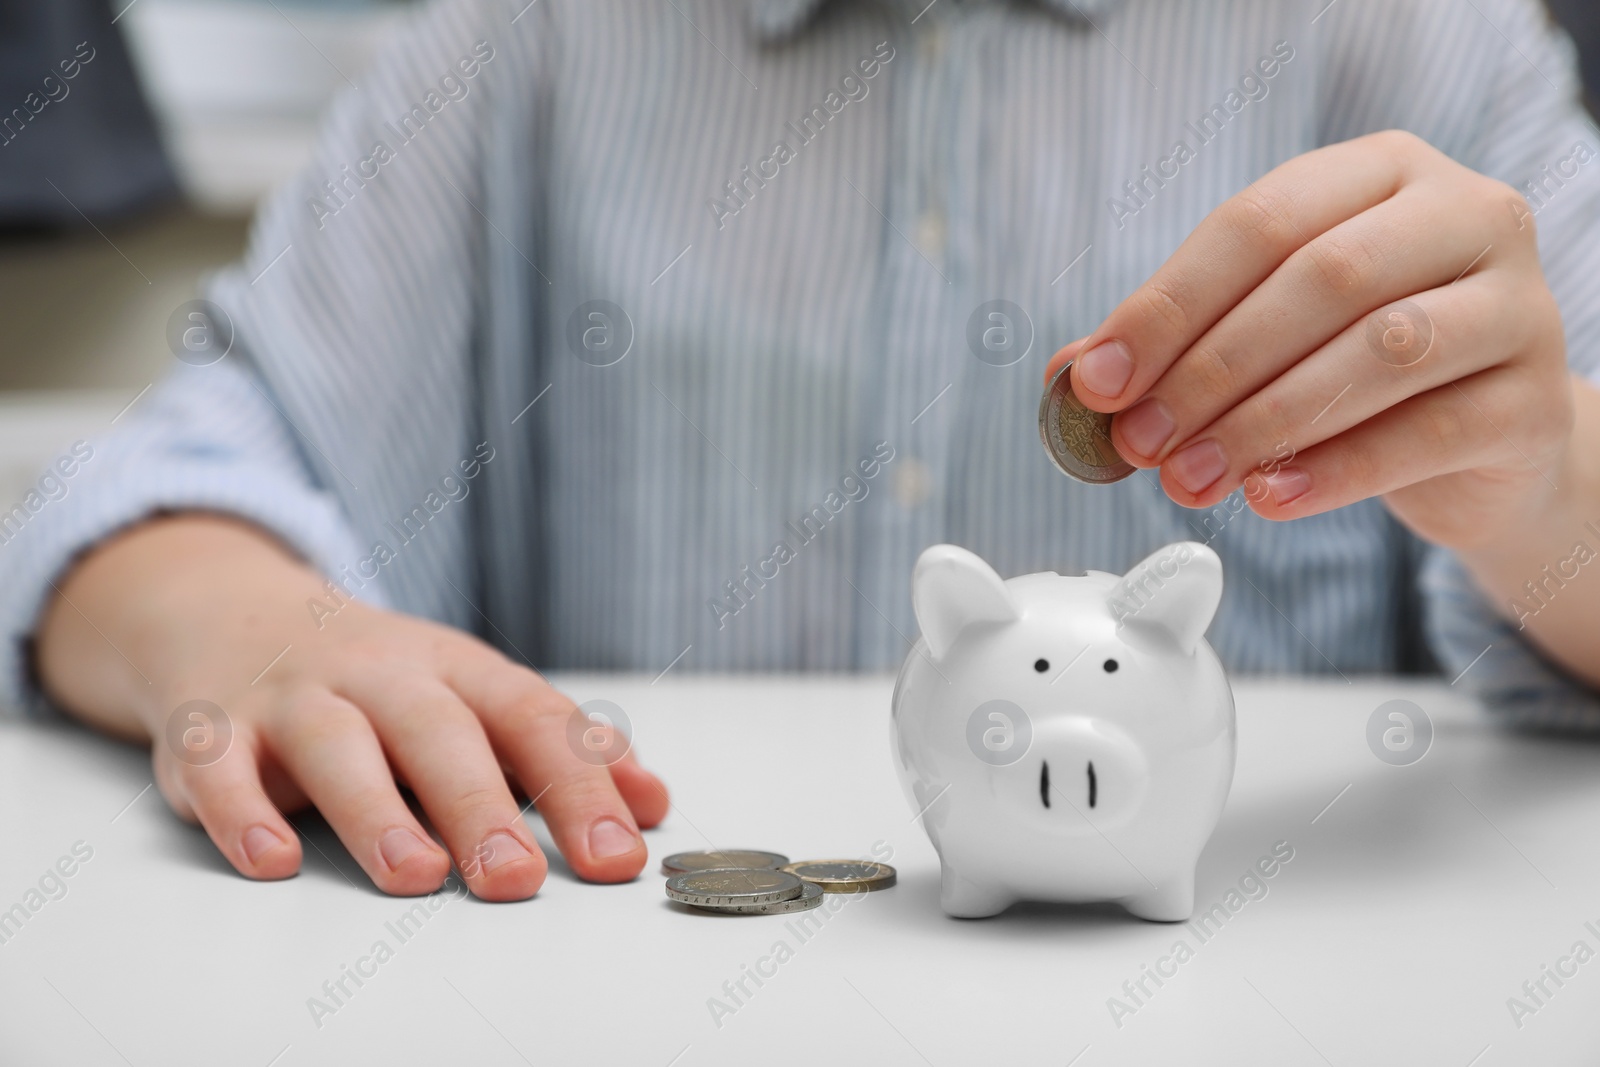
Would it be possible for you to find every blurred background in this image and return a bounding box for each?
[0,0,416,506]
[0,0,1595,510]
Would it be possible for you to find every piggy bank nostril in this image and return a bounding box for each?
[1040,760,1050,808]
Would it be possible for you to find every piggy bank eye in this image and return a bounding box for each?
[1034,658,1049,673]
[1103,658,1119,673]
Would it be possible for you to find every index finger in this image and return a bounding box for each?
[444,659,651,884]
[1069,132,1417,412]
[1042,336,1090,388]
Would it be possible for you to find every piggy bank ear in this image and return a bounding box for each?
[1110,541,1223,654]
[912,545,1018,659]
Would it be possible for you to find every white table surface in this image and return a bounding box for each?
[2,674,1598,1066]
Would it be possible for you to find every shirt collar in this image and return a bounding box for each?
[750,0,1123,43]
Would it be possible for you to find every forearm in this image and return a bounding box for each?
[35,514,332,740]
[1455,375,1600,689]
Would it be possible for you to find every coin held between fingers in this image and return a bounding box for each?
[1039,362,1135,484]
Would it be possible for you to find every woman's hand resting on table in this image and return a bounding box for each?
[36,514,669,900]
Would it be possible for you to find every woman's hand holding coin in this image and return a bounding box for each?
[1043,130,1587,554]
[1041,130,1600,686]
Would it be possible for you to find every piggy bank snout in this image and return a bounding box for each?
[1017,717,1149,831]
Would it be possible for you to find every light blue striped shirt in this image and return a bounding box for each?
[5,0,1600,723]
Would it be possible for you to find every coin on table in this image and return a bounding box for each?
[660,849,789,877]
[665,868,806,907]
[692,880,826,916]
[1038,362,1134,485]
[778,860,897,893]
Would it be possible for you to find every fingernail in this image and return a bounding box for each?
[478,831,532,873]
[242,825,285,865]
[1117,398,1176,458]
[1168,439,1229,495]
[1259,467,1311,506]
[378,827,431,872]
[1075,340,1135,398]
[588,817,640,860]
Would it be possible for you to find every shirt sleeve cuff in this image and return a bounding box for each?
[1421,545,1600,729]
[0,360,382,719]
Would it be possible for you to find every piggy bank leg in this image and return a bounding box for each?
[940,867,1011,919]
[1121,875,1194,923]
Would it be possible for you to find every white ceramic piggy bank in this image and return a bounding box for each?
[891,541,1235,921]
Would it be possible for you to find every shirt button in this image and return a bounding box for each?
[893,457,932,508]
[915,211,947,258]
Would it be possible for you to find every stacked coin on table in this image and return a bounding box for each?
[661,850,896,915]
[779,859,896,892]
[660,849,789,877]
